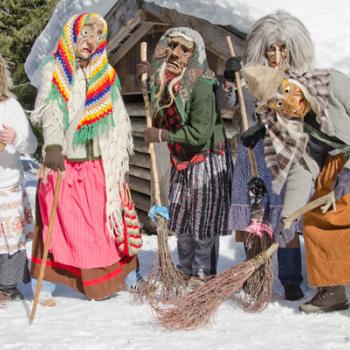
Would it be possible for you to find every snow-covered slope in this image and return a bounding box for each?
[1,236,349,350]
[25,0,350,87]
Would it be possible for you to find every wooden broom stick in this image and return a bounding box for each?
[140,41,162,206]
[226,36,258,177]
[30,170,63,323]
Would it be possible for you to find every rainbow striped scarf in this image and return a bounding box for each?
[49,13,121,144]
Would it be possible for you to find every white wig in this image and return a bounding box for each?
[245,11,315,74]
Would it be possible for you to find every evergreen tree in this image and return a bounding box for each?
[0,0,58,157]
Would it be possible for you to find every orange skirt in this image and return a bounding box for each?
[303,153,350,287]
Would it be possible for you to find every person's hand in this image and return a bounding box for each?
[0,124,16,145]
[333,167,350,201]
[44,145,65,171]
[274,219,297,248]
[136,61,152,79]
[223,56,242,83]
[144,127,169,144]
[241,122,266,148]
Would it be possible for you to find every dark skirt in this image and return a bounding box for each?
[0,250,30,288]
[168,148,233,240]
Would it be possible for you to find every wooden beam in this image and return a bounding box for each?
[107,10,143,53]
[142,2,245,59]
[129,165,151,180]
[109,22,154,65]
[130,152,150,169]
[131,191,151,212]
[133,136,149,154]
[125,103,146,116]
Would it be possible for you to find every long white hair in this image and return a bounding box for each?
[245,11,315,74]
[0,55,13,101]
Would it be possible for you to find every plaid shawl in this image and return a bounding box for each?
[261,69,331,194]
[261,109,308,194]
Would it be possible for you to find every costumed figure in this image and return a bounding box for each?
[31,13,137,301]
[139,27,233,279]
[245,63,350,313]
[225,11,315,301]
[0,55,37,301]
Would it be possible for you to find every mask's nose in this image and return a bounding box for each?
[274,47,282,67]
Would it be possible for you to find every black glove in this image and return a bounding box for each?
[248,177,267,204]
[223,56,242,83]
[241,122,266,148]
[333,167,350,201]
[44,145,65,171]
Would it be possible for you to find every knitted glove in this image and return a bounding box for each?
[241,122,266,148]
[144,127,169,144]
[136,61,152,79]
[223,56,242,83]
[44,145,65,171]
[333,167,350,201]
[274,219,297,248]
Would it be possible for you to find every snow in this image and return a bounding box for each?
[1,235,350,349]
[6,0,350,348]
[25,0,350,87]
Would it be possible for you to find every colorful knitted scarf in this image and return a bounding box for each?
[50,13,121,144]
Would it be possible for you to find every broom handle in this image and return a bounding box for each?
[226,36,258,177]
[141,42,162,206]
[283,191,336,230]
[255,191,337,263]
[30,170,63,323]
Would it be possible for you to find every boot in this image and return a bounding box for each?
[0,287,24,301]
[284,284,304,301]
[299,286,349,313]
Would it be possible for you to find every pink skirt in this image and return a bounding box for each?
[38,160,121,269]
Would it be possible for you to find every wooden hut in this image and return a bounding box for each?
[105,0,246,232]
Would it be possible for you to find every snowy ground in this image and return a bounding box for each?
[1,234,349,350]
[10,0,350,348]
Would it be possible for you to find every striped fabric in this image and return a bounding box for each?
[168,148,232,240]
[38,160,121,269]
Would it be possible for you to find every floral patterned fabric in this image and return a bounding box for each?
[0,185,34,255]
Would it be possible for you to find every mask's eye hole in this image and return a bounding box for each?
[284,86,291,94]
[81,29,89,37]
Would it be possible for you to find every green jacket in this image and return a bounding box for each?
[168,77,226,158]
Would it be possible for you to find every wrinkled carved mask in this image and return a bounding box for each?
[165,35,195,76]
[268,79,311,119]
[265,42,288,69]
[76,21,104,60]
